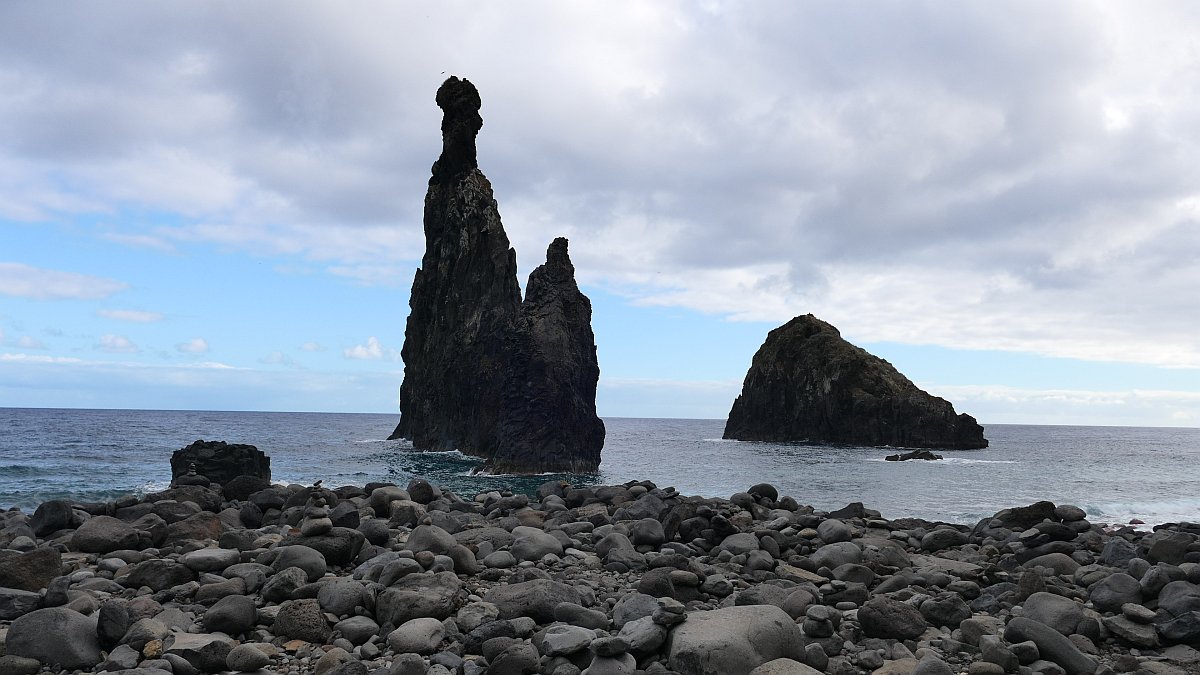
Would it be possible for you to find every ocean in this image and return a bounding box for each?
[1,407,1197,527]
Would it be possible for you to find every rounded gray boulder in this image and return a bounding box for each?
[668,605,804,675]
[6,607,103,670]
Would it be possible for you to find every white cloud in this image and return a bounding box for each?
[259,350,297,367]
[96,334,138,353]
[300,341,326,352]
[2,3,1200,374]
[14,335,44,349]
[929,384,1200,427]
[344,336,397,361]
[0,263,127,300]
[99,231,177,253]
[0,353,82,364]
[98,309,165,322]
[177,337,209,353]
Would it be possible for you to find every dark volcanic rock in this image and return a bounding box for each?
[493,238,605,473]
[724,314,987,449]
[388,76,604,473]
[170,439,271,485]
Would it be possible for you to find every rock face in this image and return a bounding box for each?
[724,314,987,449]
[389,76,604,473]
[170,439,271,484]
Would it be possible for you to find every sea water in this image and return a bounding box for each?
[1,407,1197,526]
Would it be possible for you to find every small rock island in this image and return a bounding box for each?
[388,77,604,473]
[724,314,988,449]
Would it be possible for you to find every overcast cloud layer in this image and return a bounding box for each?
[2,2,1199,421]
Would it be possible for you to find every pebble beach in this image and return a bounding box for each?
[2,473,1199,675]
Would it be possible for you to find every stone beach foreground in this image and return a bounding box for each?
[1,475,1199,675]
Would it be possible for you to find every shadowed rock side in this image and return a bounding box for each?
[724,314,987,449]
[389,77,604,473]
[495,238,605,473]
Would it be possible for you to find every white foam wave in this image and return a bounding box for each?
[411,449,475,460]
[1083,497,1200,528]
[702,438,739,443]
[863,457,1017,465]
[137,480,172,494]
[466,469,557,478]
[354,438,392,444]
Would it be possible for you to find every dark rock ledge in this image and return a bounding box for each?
[2,474,1199,675]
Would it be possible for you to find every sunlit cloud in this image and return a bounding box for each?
[14,335,45,349]
[96,334,139,353]
[176,337,209,353]
[0,263,127,300]
[98,309,165,323]
[343,336,397,361]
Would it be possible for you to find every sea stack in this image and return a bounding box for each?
[389,76,604,473]
[724,314,987,449]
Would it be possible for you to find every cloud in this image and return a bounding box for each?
[0,353,82,364]
[300,341,326,352]
[0,263,127,300]
[14,335,44,349]
[1,3,1199,371]
[930,384,1200,427]
[99,231,177,253]
[177,337,209,354]
[343,336,397,361]
[96,334,138,353]
[0,354,398,414]
[259,350,298,367]
[98,309,165,322]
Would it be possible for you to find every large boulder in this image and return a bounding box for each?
[164,632,235,673]
[29,499,80,537]
[0,547,62,591]
[1004,617,1096,674]
[120,558,196,592]
[170,439,271,484]
[858,596,929,640]
[70,515,140,553]
[274,598,332,644]
[723,314,987,448]
[280,527,365,566]
[483,578,584,623]
[1022,591,1084,636]
[5,607,103,670]
[668,605,805,675]
[375,572,463,626]
[387,76,605,473]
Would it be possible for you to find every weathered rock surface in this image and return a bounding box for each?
[388,76,604,473]
[170,439,271,484]
[724,314,987,448]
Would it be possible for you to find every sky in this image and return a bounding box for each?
[2,2,1199,427]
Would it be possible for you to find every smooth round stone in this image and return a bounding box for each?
[334,616,379,645]
[482,551,517,569]
[591,636,629,657]
[540,624,595,656]
[226,643,271,671]
[182,547,241,572]
[1121,603,1158,624]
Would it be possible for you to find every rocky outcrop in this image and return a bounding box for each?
[389,76,604,473]
[885,449,944,462]
[170,440,271,485]
[724,314,987,449]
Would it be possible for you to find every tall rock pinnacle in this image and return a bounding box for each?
[389,77,605,473]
